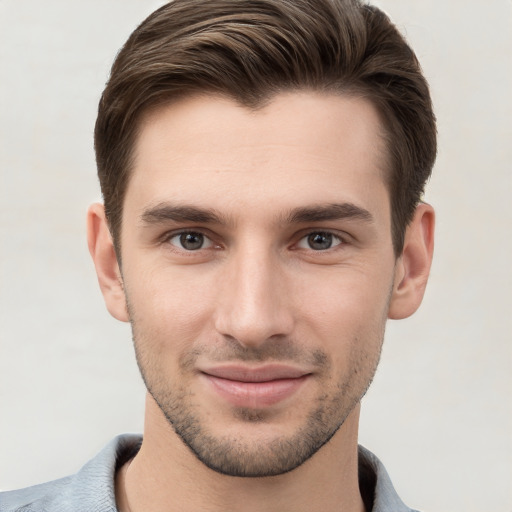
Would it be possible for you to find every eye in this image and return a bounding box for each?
[168,231,213,251]
[296,231,343,251]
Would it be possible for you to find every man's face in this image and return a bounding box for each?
[119,92,398,476]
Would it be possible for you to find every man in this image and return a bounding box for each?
[1,0,436,511]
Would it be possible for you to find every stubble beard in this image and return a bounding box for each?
[130,324,385,478]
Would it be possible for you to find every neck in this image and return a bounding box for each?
[117,394,365,512]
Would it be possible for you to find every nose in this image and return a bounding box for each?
[214,245,294,349]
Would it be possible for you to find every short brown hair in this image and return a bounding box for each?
[95,0,436,255]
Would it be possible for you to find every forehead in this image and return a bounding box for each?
[126,92,389,223]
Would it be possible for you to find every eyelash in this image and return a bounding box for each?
[162,230,218,252]
[161,229,347,253]
[295,231,344,251]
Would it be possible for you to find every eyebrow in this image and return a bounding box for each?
[141,204,225,225]
[140,201,374,227]
[284,203,374,224]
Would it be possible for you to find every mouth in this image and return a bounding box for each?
[199,364,312,408]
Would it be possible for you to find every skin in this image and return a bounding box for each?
[88,92,434,512]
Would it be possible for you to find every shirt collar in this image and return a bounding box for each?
[70,435,416,512]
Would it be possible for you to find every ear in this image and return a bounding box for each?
[388,203,435,320]
[87,203,129,322]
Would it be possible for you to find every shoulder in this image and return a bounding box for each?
[0,476,73,512]
[0,434,142,512]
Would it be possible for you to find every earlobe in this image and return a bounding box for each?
[388,203,435,320]
[86,203,129,322]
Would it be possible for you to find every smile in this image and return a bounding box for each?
[200,365,312,408]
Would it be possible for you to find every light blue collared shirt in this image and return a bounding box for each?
[0,434,418,512]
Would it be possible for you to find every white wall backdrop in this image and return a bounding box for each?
[0,1,511,511]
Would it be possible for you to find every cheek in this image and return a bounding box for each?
[297,269,391,360]
[298,266,391,321]
[124,264,218,351]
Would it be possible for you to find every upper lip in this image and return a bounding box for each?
[200,364,311,383]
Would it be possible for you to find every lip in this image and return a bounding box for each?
[200,364,311,408]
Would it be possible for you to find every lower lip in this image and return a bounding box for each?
[203,374,309,408]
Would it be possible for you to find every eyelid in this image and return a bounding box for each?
[156,227,351,253]
[170,232,213,250]
[160,228,220,250]
[293,229,350,250]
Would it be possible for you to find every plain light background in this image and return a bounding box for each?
[0,1,511,511]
